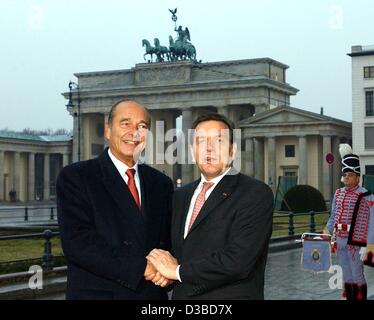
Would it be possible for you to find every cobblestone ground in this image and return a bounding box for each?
[265,247,374,300]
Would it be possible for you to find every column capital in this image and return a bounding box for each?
[180,107,193,112]
[181,108,193,118]
[253,136,265,143]
[244,136,255,140]
[217,106,229,118]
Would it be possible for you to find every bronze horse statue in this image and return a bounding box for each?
[142,39,157,62]
[154,38,170,62]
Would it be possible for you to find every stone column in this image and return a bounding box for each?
[267,136,277,193]
[44,153,50,201]
[298,135,308,185]
[63,153,69,168]
[78,113,84,161]
[0,151,4,201]
[217,106,229,119]
[14,152,20,201]
[254,137,265,181]
[332,136,342,191]
[245,138,254,177]
[181,109,194,184]
[73,115,79,163]
[322,135,332,203]
[28,153,35,201]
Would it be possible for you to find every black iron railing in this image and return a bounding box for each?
[0,230,60,272]
[0,206,57,223]
[272,210,330,237]
[0,210,330,273]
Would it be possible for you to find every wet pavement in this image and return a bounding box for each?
[264,247,374,300]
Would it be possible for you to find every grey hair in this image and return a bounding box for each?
[107,99,151,128]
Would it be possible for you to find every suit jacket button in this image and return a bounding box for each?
[123,240,130,246]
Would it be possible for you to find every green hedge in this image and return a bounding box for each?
[281,185,327,213]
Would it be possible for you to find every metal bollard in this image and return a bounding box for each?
[309,211,316,233]
[24,207,28,222]
[42,229,54,271]
[50,207,54,220]
[288,212,294,236]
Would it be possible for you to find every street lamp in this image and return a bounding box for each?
[66,81,81,162]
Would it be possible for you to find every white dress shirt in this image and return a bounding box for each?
[108,148,141,206]
[176,166,232,282]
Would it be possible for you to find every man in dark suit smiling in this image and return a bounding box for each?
[147,113,274,300]
[57,100,173,300]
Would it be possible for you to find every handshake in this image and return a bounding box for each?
[143,249,179,287]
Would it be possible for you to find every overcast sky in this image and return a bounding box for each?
[1,0,373,131]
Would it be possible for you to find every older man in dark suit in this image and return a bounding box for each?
[147,113,274,300]
[57,100,173,300]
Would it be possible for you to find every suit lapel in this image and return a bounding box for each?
[98,150,145,244]
[138,164,149,219]
[186,170,239,238]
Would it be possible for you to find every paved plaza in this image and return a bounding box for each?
[265,247,374,300]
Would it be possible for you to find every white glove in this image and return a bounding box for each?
[359,247,367,261]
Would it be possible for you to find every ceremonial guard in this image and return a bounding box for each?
[324,144,374,300]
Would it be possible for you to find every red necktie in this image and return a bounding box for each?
[126,169,141,209]
[188,182,214,232]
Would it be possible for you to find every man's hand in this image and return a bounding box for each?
[146,249,179,281]
[323,228,331,235]
[144,259,174,287]
[363,245,374,267]
[144,260,157,278]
